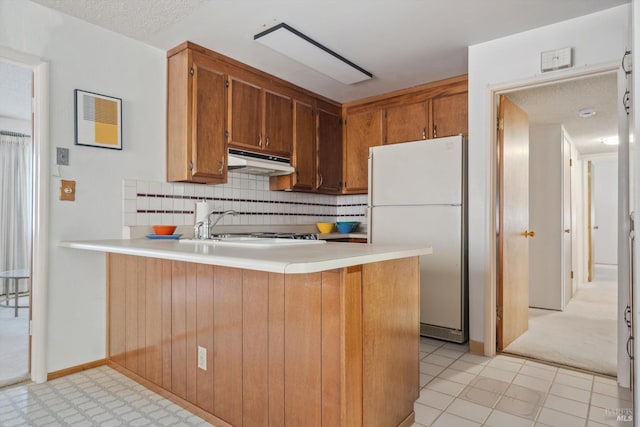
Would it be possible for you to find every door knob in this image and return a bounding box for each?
[594,226,599,230]
[522,230,535,238]
[564,229,570,233]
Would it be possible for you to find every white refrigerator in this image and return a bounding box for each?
[367,135,468,343]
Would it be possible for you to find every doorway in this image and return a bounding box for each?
[496,71,620,376]
[0,60,33,386]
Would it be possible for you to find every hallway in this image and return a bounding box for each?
[504,266,617,376]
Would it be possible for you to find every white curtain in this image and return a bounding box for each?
[0,132,32,285]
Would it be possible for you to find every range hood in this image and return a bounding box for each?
[227,148,295,176]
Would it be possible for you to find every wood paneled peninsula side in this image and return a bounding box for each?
[61,239,432,427]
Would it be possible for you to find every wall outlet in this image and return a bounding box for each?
[56,147,69,166]
[197,346,207,370]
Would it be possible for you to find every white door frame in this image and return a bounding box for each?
[484,62,619,356]
[0,46,49,383]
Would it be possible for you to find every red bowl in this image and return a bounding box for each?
[152,225,177,235]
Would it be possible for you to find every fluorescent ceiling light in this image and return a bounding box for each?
[254,23,372,85]
[601,136,619,145]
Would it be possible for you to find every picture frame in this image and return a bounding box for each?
[74,89,122,150]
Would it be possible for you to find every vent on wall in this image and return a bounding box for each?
[254,23,372,85]
[540,47,573,72]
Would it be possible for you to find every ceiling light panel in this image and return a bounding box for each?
[254,23,372,85]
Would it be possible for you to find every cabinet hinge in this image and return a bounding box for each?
[570,158,573,167]
[189,67,194,76]
[571,271,574,279]
[496,305,503,320]
[224,130,229,138]
[189,161,194,170]
[225,80,229,88]
[497,118,504,131]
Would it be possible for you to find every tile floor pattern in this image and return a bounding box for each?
[413,338,633,427]
[0,366,212,426]
[0,338,633,426]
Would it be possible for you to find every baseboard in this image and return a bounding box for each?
[47,359,108,381]
[469,339,484,355]
[398,410,415,427]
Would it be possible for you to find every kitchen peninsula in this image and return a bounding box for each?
[61,239,431,427]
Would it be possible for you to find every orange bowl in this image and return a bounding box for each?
[152,225,177,235]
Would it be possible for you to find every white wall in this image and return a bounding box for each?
[468,5,629,347]
[529,124,563,310]
[0,117,30,134]
[0,0,166,372]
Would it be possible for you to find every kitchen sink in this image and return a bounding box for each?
[180,237,326,248]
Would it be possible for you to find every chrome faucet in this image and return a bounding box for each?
[194,209,239,239]
[208,209,239,237]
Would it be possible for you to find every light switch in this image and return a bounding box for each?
[56,147,69,166]
[60,180,75,201]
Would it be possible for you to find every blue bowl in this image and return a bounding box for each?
[336,221,360,234]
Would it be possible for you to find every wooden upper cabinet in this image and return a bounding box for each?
[167,49,227,184]
[431,92,468,138]
[264,91,293,156]
[317,109,342,194]
[385,101,428,144]
[292,101,316,191]
[229,77,263,151]
[344,109,383,193]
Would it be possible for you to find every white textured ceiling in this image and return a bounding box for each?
[29,0,629,103]
[31,0,207,41]
[21,0,630,154]
[508,73,618,155]
[0,61,32,121]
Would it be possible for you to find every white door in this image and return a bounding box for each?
[592,157,618,265]
[562,135,573,306]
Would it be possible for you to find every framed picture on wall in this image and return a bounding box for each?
[74,89,122,150]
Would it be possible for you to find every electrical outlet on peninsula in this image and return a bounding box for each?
[197,346,207,370]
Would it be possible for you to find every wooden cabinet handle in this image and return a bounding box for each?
[433,124,437,138]
[219,156,225,174]
[318,174,323,187]
[258,133,262,147]
[422,128,427,139]
[266,136,270,147]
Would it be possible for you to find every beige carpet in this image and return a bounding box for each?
[504,267,617,376]
[0,294,29,387]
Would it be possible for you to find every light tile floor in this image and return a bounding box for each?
[0,366,212,426]
[0,337,633,426]
[413,337,633,427]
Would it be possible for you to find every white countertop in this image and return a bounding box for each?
[60,239,431,274]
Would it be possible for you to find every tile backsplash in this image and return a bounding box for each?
[123,173,367,227]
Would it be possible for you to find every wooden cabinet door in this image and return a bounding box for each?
[292,101,316,191]
[190,52,227,181]
[317,109,342,193]
[264,91,293,156]
[385,101,428,144]
[344,108,383,193]
[431,92,468,138]
[229,78,263,151]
